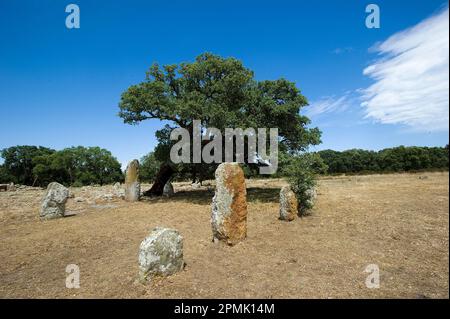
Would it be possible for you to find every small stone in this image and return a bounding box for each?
[211,163,248,245]
[138,227,184,281]
[191,182,201,189]
[40,182,69,220]
[163,181,174,197]
[279,186,298,221]
[102,193,114,201]
[74,197,85,203]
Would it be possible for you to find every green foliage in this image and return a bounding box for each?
[1,146,123,187]
[119,52,322,182]
[317,146,449,174]
[140,152,162,183]
[282,153,326,216]
[0,165,14,184]
[0,146,55,185]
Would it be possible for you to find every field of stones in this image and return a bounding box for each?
[0,169,448,298]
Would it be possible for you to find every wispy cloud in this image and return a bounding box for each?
[306,91,357,117]
[361,7,449,132]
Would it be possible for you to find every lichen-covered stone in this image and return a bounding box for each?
[125,160,140,202]
[138,227,184,281]
[163,181,174,197]
[299,187,317,214]
[40,182,69,219]
[211,163,247,245]
[279,186,298,221]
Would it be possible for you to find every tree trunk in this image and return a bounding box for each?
[143,163,175,197]
[191,166,197,184]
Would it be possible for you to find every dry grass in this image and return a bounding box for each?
[0,172,448,298]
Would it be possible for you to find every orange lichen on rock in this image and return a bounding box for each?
[211,163,248,245]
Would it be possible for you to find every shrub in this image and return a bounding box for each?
[283,153,326,216]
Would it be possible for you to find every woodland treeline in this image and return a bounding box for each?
[0,145,448,187]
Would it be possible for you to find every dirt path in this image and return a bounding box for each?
[0,173,448,298]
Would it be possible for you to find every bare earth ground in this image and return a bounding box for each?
[0,172,448,298]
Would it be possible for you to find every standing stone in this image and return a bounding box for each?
[40,182,69,220]
[163,181,174,197]
[125,160,140,202]
[299,187,317,214]
[211,163,247,245]
[138,227,184,281]
[7,183,16,192]
[279,186,298,221]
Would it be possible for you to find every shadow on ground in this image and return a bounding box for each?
[142,187,281,205]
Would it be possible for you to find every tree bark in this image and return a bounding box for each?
[143,163,175,196]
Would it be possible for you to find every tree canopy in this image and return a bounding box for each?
[119,53,322,185]
[119,53,321,148]
[0,146,123,187]
[317,145,449,174]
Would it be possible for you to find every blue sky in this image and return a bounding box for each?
[0,0,448,167]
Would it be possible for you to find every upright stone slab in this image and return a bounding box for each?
[211,163,247,245]
[40,182,69,220]
[138,227,184,281]
[279,186,298,221]
[125,159,140,202]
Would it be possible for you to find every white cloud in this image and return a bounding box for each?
[361,7,449,132]
[306,91,356,117]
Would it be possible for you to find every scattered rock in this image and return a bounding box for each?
[91,204,117,210]
[211,163,248,245]
[125,160,140,202]
[163,181,174,197]
[191,182,201,189]
[64,211,78,217]
[102,193,114,201]
[138,227,184,281]
[40,182,69,220]
[279,186,297,221]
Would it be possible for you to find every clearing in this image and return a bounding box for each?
[0,172,448,298]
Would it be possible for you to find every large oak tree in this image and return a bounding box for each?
[119,53,321,195]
